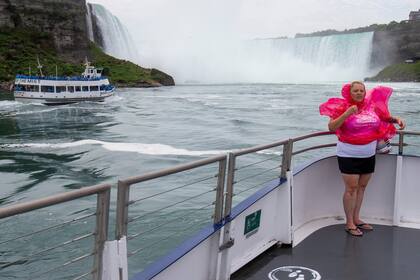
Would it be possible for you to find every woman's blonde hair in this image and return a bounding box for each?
[350,81,366,92]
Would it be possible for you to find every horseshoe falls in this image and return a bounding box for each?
[139,32,375,83]
[240,32,375,83]
[87,3,139,62]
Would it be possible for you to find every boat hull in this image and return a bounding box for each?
[14,89,114,105]
[14,95,111,105]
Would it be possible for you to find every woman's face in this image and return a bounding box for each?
[350,83,365,102]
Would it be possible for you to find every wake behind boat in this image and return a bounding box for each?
[13,61,115,105]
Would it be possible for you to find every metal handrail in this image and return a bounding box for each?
[397,130,420,136]
[128,174,217,206]
[116,154,227,239]
[119,155,226,186]
[0,183,111,280]
[290,131,334,142]
[235,154,279,171]
[0,183,110,218]
[128,188,216,224]
[292,143,337,156]
[231,139,288,156]
[221,130,418,218]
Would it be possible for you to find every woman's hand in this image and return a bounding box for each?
[392,116,406,130]
[344,105,358,117]
[328,105,358,132]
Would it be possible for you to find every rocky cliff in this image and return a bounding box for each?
[0,0,90,61]
[370,21,420,69]
[0,0,175,88]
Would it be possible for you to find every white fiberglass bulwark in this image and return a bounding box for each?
[129,153,420,280]
[292,154,420,246]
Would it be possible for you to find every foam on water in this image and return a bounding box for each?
[13,108,60,116]
[0,140,229,156]
[0,100,25,110]
[103,95,124,103]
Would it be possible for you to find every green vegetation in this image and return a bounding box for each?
[89,43,156,86]
[0,28,173,87]
[365,62,420,82]
[0,28,83,81]
[295,20,408,38]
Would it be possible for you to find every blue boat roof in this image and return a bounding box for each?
[15,74,108,81]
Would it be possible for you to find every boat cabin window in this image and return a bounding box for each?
[82,86,89,92]
[75,86,81,92]
[14,84,23,91]
[56,86,66,93]
[19,84,39,92]
[41,86,54,93]
[100,85,105,90]
[68,86,75,93]
[90,86,99,91]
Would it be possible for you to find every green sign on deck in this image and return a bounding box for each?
[244,210,261,237]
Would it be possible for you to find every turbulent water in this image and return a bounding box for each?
[139,32,375,84]
[88,3,139,62]
[0,83,419,278]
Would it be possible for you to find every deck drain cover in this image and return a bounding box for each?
[268,266,321,280]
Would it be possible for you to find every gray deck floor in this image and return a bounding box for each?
[231,224,420,280]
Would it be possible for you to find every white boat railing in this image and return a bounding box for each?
[0,130,418,279]
[0,183,111,280]
[113,154,227,274]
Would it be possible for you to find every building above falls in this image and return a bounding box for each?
[409,9,420,21]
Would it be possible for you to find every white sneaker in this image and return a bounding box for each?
[377,139,391,154]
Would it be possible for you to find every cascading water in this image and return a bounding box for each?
[139,32,375,83]
[240,32,375,83]
[87,3,139,62]
[85,4,94,42]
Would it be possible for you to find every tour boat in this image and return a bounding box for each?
[0,131,419,280]
[13,61,115,105]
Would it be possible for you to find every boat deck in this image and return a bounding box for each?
[231,224,420,280]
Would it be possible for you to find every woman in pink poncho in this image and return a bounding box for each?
[320,81,405,237]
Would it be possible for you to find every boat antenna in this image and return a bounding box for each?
[36,56,44,77]
[55,65,58,79]
[84,56,90,68]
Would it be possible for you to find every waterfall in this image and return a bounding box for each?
[86,4,94,42]
[87,3,139,62]
[241,32,374,82]
[139,32,374,83]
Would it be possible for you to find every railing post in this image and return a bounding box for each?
[93,188,111,280]
[281,139,293,179]
[116,180,131,239]
[217,153,237,280]
[398,132,404,155]
[224,153,236,218]
[209,157,227,280]
[214,157,227,224]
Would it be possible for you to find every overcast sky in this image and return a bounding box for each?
[88,0,420,40]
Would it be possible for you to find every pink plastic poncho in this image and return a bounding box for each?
[319,84,396,145]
